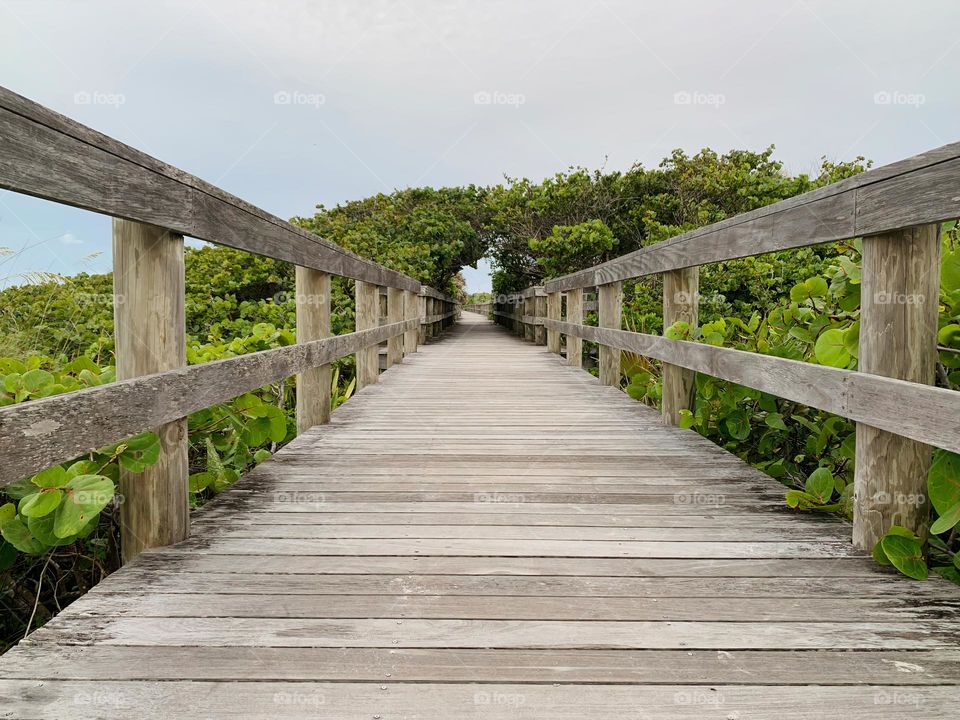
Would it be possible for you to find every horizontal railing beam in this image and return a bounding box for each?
[544,319,960,456]
[0,319,417,487]
[545,141,960,292]
[0,86,419,292]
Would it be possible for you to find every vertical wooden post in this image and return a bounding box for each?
[295,267,331,432]
[112,219,188,564]
[355,280,379,388]
[853,224,940,550]
[419,294,429,344]
[546,291,561,354]
[534,290,547,345]
[523,295,534,342]
[598,281,622,386]
[566,288,584,368]
[662,267,699,425]
[387,286,404,367]
[404,289,418,356]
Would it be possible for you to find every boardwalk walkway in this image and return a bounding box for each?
[2,312,960,718]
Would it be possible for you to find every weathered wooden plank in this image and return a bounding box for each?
[188,522,850,542]
[60,592,960,623]
[2,681,958,719]
[0,319,416,486]
[128,554,882,578]
[26,617,960,649]
[544,319,960,454]
[6,646,959,684]
[0,86,419,291]
[88,570,958,599]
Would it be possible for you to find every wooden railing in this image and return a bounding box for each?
[0,86,457,562]
[495,142,960,550]
[464,301,493,316]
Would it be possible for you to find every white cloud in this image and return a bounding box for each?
[60,233,82,245]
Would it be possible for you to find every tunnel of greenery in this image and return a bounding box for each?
[2,144,959,652]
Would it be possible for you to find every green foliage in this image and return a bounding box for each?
[292,186,490,293]
[529,220,616,278]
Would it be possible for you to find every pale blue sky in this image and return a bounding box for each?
[2,0,958,293]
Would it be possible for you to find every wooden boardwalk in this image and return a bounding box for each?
[2,312,960,718]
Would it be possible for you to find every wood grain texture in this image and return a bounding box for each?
[0,86,418,291]
[662,266,699,425]
[544,319,960,455]
[534,292,547,345]
[565,287,584,368]
[3,681,960,719]
[404,289,418,355]
[546,291,561,353]
[386,286,404,366]
[0,319,417,487]
[598,281,622,386]
[112,219,188,563]
[294,267,331,432]
[853,225,941,549]
[354,280,379,388]
[544,141,960,292]
[2,313,959,718]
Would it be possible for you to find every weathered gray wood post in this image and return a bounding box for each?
[418,293,428,344]
[566,288,583,368]
[523,293,534,342]
[546,291,561,354]
[598,281,622,386]
[853,225,940,549]
[404,289,418,356]
[387,286,404,367]
[662,267,699,425]
[112,219,189,564]
[295,267,331,432]
[534,288,547,345]
[355,280,379,388]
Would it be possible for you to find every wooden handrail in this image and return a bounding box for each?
[0,320,417,488]
[0,86,461,560]
[543,141,960,293]
[544,319,960,455]
[0,86,419,292]
[496,144,960,551]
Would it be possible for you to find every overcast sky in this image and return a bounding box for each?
[1,0,958,292]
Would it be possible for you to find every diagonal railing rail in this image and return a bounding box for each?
[0,85,458,561]
[496,142,960,550]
